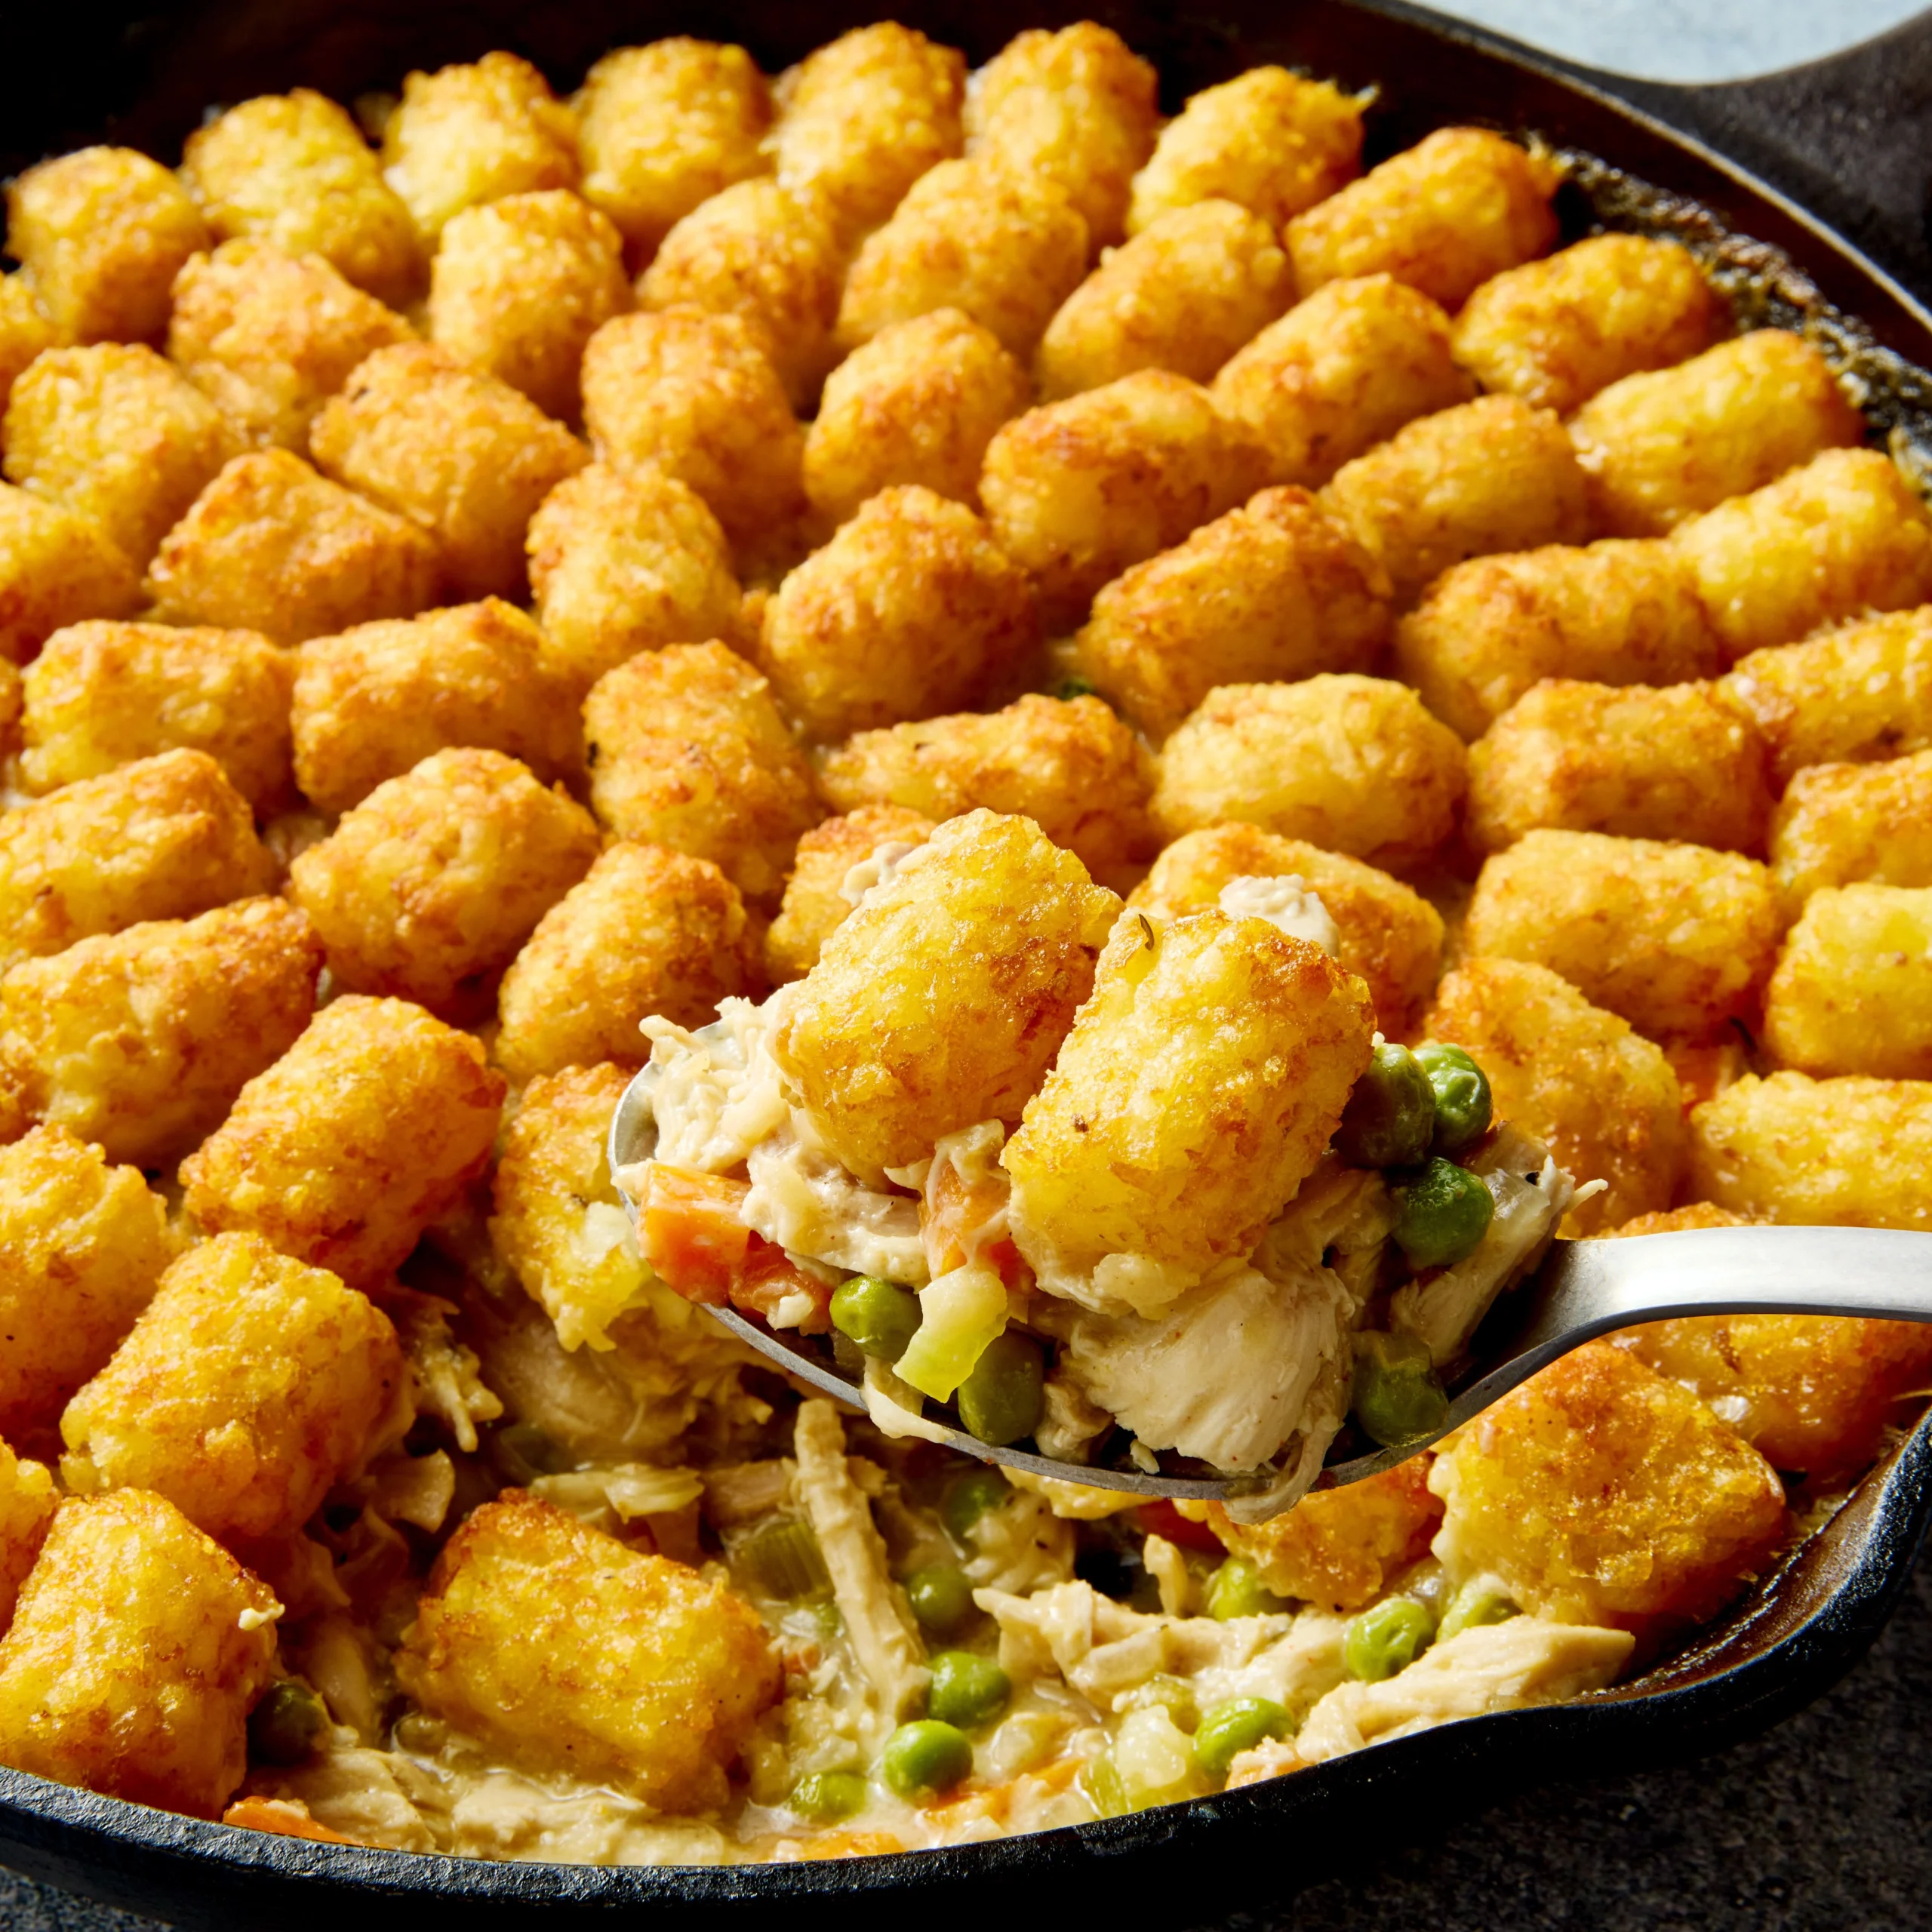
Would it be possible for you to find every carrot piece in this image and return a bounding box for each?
[221,1796,359,1844]
[637,1161,752,1303]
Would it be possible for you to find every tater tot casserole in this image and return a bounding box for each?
[1,14,1930,1874]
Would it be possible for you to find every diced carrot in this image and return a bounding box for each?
[221,1797,359,1844]
[922,1161,1033,1291]
[638,1162,752,1303]
[786,1829,905,1860]
[736,1239,835,1334]
[1138,1498,1226,1554]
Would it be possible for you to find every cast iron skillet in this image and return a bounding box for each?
[4,2,1932,1923]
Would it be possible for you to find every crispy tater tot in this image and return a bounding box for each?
[291,598,580,815]
[580,308,805,543]
[0,1127,171,1439]
[0,898,321,1168]
[1152,675,1467,872]
[574,38,771,261]
[1072,485,1391,739]
[3,343,242,568]
[817,694,1154,882]
[771,22,965,238]
[60,1232,401,1545]
[964,23,1158,250]
[309,341,589,601]
[0,485,141,665]
[0,1491,279,1818]
[0,276,55,414]
[1395,537,1725,740]
[5,147,207,345]
[165,240,414,452]
[773,809,1119,1175]
[495,841,761,1081]
[1568,330,1864,537]
[1466,679,1773,855]
[146,450,441,646]
[763,803,936,983]
[180,994,506,1284]
[1669,448,1932,662]
[427,191,629,420]
[1286,127,1560,312]
[0,1446,55,1628]
[1464,829,1780,1041]
[0,750,274,974]
[1425,958,1685,1234]
[980,369,1270,629]
[526,463,741,699]
[1761,884,1932,1078]
[1131,824,1444,1037]
[1769,751,1932,913]
[1128,66,1362,235]
[804,309,1029,524]
[180,91,423,306]
[582,639,822,907]
[834,158,1089,360]
[290,748,599,1017]
[1451,233,1721,418]
[1317,393,1589,607]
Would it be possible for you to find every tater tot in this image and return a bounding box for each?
[179,994,506,1284]
[0,1127,171,1440]
[1211,276,1472,491]
[1317,393,1589,607]
[574,38,771,261]
[582,639,822,906]
[773,810,1119,1175]
[427,192,629,420]
[165,240,414,452]
[0,1447,55,1629]
[0,277,55,414]
[1769,751,1932,912]
[146,450,441,646]
[1464,829,1780,1041]
[380,51,580,244]
[494,841,761,1081]
[1466,679,1772,855]
[0,484,142,665]
[309,341,589,601]
[1152,675,1467,872]
[1395,537,1725,740]
[1568,331,1863,538]
[292,598,580,815]
[1762,884,1932,1079]
[817,694,1155,882]
[1451,234,1721,418]
[1073,485,1391,738]
[0,1491,278,1819]
[803,309,1029,525]
[0,898,321,1169]
[180,91,423,306]
[0,750,273,974]
[1286,127,1560,312]
[1004,908,1374,1298]
[290,748,599,1017]
[964,23,1158,250]
[1426,958,1685,1233]
[1131,824,1444,1037]
[1669,448,1932,661]
[526,463,741,698]
[980,370,1270,629]
[1128,66,1362,235]
[763,802,935,983]
[3,343,242,568]
[771,22,964,237]
[397,1494,779,1810]
[580,308,805,543]
[834,158,1089,360]
[5,147,207,346]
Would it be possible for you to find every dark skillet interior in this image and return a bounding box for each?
[3,0,1932,1924]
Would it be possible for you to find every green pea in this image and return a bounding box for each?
[1205,1556,1288,1621]
[829,1275,922,1364]
[248,1679,328,1767]
[1413,1041,1494,1155]
[942,1467,1011,1542]
[1192,1697,1293,1778]
[1344,1597,1434,1681]
[927,1650,1011,1729]
[904,1562,977,1638]
[880,1719,973,1798]
[956,1331,1044,1445]
[1055,675,1100,701]
[1438,1580,1519,1642]
[1392,1155,1494,1269]
[789,1769,868,1821]
[1352,1330,1450,1449]
[1335,1042,1437,1169]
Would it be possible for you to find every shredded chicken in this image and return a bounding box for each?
[743,1129,928,1284]
[629,998,789,1175]
[448,1773,728,1865]
[251,1739,441,1853]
